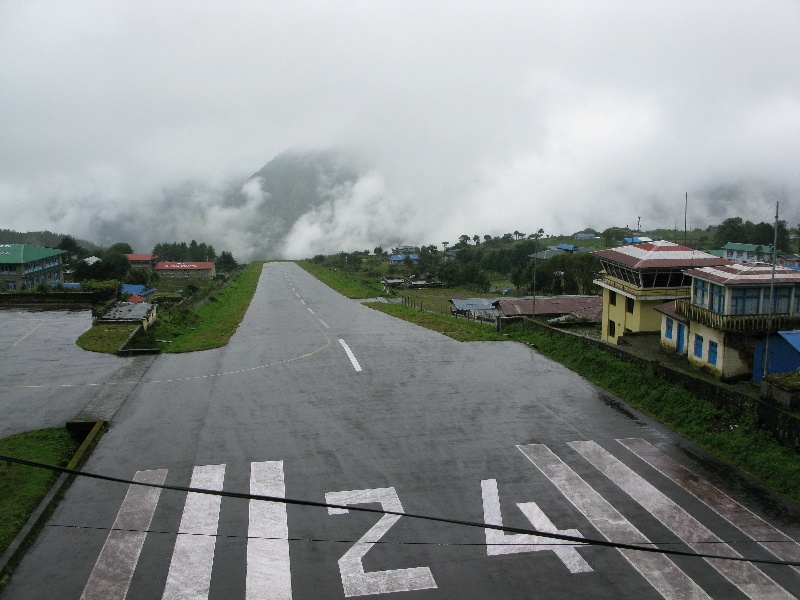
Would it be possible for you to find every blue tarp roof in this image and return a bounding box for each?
[777,331,800,352]
[121,284,155,296]
[555,243,578,251]
[389,254,419,261]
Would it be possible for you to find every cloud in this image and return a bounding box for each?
[1,1,799,258]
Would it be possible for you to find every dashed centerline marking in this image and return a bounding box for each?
[338,339,362,372]
[307,308,315,315]
[318,319,329,329]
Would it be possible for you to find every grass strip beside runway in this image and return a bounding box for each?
[0,428,79,557]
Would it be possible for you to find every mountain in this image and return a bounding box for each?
[0,229,101,252]
[225,149,362,258]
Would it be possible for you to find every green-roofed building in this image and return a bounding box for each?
[0,244,67,290]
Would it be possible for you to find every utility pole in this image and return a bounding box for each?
[762,201,780,379]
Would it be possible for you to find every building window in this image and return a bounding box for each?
[609,290,616,306]
[731,288,761,315]
[694,334,704,358]
[665,318,673,339]
[608,320,616,338]
[708,341,718,366]
[767,287,792,314]
[710,284,725,314]
[726,250,733,258]
[626,297,634,314]
[693,279,708,308]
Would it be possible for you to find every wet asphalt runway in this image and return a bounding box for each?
[2,262,799,599]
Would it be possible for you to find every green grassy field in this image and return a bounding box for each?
[135,262,263,352]
[76,323,138,353]
[0,428,79,557]
[296,261,385,298]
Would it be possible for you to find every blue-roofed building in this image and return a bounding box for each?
[389,253,419,265]
[621,237,653,245]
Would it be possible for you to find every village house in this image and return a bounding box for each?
[125,253,158,271]
[592,241,728,344]
[716,242,774,264]
[658,262,800,380]
[0,244,67,290]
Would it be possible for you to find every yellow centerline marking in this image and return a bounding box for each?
[12,320,45,346]
[1,322,332,390]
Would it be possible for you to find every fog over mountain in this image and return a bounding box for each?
[2,2,798,260]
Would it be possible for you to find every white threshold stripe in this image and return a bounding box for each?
[570,441,793,600]
[247,461,292,599]
[81,469,168,600]
[317,319,329,329]
[338,339,362,372]
[618,438,800,569]
[518,444,710,600]
[162,464,226,600]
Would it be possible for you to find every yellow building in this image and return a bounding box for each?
[592,241,728,344]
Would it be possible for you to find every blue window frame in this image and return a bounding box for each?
[693,279,708,308]
[708,341,718,366]
[731,288,761,315]
[665,318,673,340]
[709,284,725,314]
[694,334,703,358]
[766,287,792,314]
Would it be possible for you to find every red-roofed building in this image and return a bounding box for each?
[125,254,157,271]
[154,261,216,279]
[496,296,602,322]
[661,262,800,379]
[592,241,729,343]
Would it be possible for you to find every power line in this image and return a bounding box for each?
[2,454,798,568]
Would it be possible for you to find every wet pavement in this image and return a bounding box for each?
[2,268,799,599]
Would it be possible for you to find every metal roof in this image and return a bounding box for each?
[496,296,602,320]
[449,298,496,311]
[125,253,156,261]
[0,244,65,264]
[722,242,774,253]
[685,262,800,286]
[592,240,728,270]
[101,302,154,320]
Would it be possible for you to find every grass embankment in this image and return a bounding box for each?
[77,324,138,353]
[296,261,384,298]
[0,428,79,556]
[366,304,800,502]
[76,263,263,354]
[135,262,263,353]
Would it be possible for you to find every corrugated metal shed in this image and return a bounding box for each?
[496,296,602,321]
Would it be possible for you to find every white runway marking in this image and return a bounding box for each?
[480,479,591,573]
[326,487,437,597]
[338,339,362,372]
[317,319,329,329]
[518,443,711,600]
[618,438,800,570]
[570,440,794,600]
[162,464,226,600]
[307,308,315,315]
[81,469,168,600]
[247,461,292,599]
[299,300,305,305]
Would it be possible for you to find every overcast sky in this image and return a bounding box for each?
[2,1,798,259]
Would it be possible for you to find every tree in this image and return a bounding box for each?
[713,217,747,248]
[107,242,133,255]
[216,251,238,272]
[56,236,87,259]
[472,235,480,245]
[373,246,384,257]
